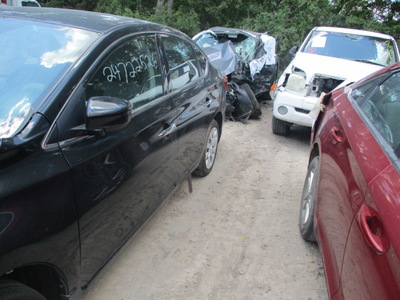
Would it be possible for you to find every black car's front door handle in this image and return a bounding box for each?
[159,123,177,137]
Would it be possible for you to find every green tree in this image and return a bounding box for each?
[331,0,400,39]
[40,0,400,69]
[238,0,338,69]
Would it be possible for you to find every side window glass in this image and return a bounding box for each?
[87,36,163,109]
[351,74,386,105]
[361,72,400,153]
[161,36,200,91]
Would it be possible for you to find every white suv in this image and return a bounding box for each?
[272,26,399,135]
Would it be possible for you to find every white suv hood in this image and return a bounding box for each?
[288,52,383,88]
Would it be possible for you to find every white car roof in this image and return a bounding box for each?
[313,26,395,40]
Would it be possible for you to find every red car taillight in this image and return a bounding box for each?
[223,76,228,92]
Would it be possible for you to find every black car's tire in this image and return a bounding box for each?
[299,156,319,242]
[193,120,219,177]
[240,83,262,119]
[0,280,46,300]
[272,116,290,136]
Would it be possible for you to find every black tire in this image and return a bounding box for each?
[272,116,290,136]
[193,120,219,177]
[299,156,319,242]
[241,83,262,119]
[0,280,46,300]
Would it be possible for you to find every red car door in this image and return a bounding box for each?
[315,90,369,297]
[339,72,400,299]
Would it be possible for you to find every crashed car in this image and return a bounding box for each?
[272,26,400,136]
[193,27,277,122]
[193,27,278,98]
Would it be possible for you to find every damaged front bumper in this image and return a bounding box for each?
[273,72,344,127]
[273,87,317,127]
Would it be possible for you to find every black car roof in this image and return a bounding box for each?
[0,6,172,34]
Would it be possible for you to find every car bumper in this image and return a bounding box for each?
[273,88,318,127]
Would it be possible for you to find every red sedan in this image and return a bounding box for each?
[299,62,400,299]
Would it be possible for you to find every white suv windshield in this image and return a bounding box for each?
[0,18,98,138]
[302,30,398,67]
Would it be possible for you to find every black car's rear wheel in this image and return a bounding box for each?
[299,156,319,242]
[193,120,219,177]
[0,280,46,300]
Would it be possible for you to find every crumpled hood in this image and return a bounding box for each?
[291,52,383,86]
[202,41,237,76]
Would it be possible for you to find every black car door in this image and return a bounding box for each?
[160,35,219,177]
[50,34,180,284]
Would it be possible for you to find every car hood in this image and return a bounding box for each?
[291,52,383,87]
[202,41,237,76]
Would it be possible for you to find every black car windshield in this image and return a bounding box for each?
[0,18,98,138]
[302,30,398,67]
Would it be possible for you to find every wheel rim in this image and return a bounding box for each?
[205,127,218,169]
[300,167,316,225]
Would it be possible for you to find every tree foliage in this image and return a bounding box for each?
[40,0,400,70]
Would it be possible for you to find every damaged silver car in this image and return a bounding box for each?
[193,27,278,98]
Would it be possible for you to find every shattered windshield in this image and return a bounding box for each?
[0,18,98,139]
[196,32,257,63]
[234,37,256,62]
[302,30,398,66]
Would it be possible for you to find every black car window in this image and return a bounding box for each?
[361,72,400,152]
[161,36,200,91]
[87,36,163,109]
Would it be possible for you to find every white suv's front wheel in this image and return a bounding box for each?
[272,116,291,136]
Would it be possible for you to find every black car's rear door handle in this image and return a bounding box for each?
[204,97,213,107]
[159,123,176,137]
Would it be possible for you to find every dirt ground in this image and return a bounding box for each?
[82,101,328,300]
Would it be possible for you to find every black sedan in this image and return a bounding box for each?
[0,7,226,300]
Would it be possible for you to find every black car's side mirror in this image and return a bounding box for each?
[86,96,132,133]
[288,46,299,58]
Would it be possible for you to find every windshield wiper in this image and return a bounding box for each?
[354,59,385,67]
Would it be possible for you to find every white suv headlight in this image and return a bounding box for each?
[286,73,306,93]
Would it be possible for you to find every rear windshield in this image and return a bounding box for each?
[302,30,398,67]
[0,18,98,138]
